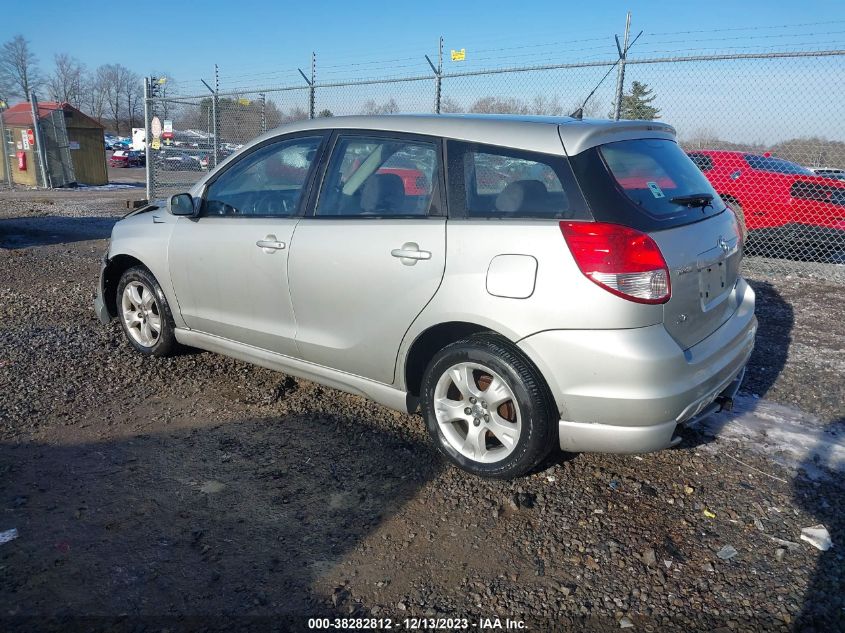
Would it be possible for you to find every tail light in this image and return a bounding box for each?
[726,207,744,246]
[560,221,671,304]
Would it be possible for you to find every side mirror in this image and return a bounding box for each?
[169,193,197,216]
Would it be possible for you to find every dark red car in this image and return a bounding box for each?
[376,167,429,195]
[109,150,145,168]
[687,150,845,260]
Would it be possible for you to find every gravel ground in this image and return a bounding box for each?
[0,190,843,632]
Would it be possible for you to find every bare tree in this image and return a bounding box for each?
[439,96,463,113]
[0,35,41,100]
[124,71,142,131]
[98,64,134,134]
[47,53,85,106]
[469,96,529,114]
[82,67,109,127]
[281,106,309,123]
[361,98,399,115]
[682,126,719,150]
[529,95,563,116]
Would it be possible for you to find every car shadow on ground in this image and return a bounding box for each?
[793,415,845,630]
[0,216,117,249]
[0,411,440,631]
[675,279,844,626]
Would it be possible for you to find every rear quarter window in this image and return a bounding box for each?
[570,138,724,231]
[446,140,589,220]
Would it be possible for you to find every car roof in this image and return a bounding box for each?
[189,114,676,195]
[278,114,674,154]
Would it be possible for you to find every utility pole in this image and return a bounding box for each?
[613,12,632,121]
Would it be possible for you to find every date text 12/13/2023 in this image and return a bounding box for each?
[307,617,527,630]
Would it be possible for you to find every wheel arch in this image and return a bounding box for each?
[102,254,147,318]
[403,321,494,400]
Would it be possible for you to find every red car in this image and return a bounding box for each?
[688,150,845,260]
[109,150,145,168]
[376,167,429,195]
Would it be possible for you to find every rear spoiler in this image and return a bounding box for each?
[560,120,676,156]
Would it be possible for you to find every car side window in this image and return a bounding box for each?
[204,135,323,217]
[315,135,439,217]
[446,140,589,219]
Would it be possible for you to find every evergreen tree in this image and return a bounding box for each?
[619,81,660,120]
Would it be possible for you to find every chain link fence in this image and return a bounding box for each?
[145,47,845,278]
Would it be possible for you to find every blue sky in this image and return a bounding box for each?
[3,0,844,142]
[3,0,842,88]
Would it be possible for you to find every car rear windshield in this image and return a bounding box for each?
[569,138,724,231]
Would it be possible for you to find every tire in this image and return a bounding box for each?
[420,333,557,479]
[116,266,179,357]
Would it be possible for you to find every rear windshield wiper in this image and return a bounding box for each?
[670,193,713,208]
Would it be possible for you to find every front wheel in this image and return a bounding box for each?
[117,266,179,357]
[420,334,557,479]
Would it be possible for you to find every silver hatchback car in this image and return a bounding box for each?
[95,114,756,478]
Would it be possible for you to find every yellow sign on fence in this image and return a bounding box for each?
[238,98,251,106]
[451,48,466,62]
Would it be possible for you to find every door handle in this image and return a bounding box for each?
[256,235,286,252]
[391,242,431,265]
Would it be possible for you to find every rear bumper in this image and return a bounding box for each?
[518,279,756,453]
[552,367,746,453]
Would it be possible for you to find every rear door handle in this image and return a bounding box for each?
[256,234,286,252]
[391,242,431,265]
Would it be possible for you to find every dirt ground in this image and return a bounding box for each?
[0,188,843,632]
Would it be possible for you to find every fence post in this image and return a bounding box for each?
[213,64,220,167]
[425,37,444,114]
[0,105,12,188]
[436,36,443,113]
[143,77,153,201]
[613,12,631,121]
[260,93,267,133]
[310,52,316,119]
[29,92,50,188]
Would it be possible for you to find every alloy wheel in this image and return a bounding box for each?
[120,281,161,347]
[433,362,522,464]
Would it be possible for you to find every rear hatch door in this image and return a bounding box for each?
[649,212,741,349]
[569,136,742,349]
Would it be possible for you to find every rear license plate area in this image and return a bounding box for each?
[699,260,727,311]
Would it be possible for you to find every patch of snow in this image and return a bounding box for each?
[690,395,845,479]
[76,183,144,191]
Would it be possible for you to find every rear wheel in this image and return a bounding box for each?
[420,333,557,479]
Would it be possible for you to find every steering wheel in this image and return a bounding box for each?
[252,193,292,216]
